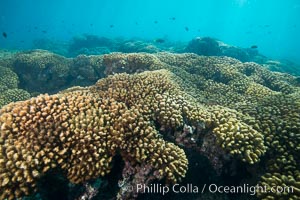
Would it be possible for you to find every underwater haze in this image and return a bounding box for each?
[0,0,300,64]
[1,1,300,200]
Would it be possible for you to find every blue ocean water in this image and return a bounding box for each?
[0,0,300,63]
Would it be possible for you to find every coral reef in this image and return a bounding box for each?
[6,35,298,75]
[0,50,18,68]
[0,66,19,90]
[71,55,105,86]
[11,50,72,94]
[92,70,266,164]
[67,35,172,56]
[0,71,190,199]
[90,53,300,200]
[68,35,113,57]
[117,39,160,53]
[0,51,299,200]
[185,36,258,62]
[257,156,300,199]
[0,88,30,108]
[263,59,300,76]
[0,68,273,199]
[0,66,30,108]
[30,35,186,57]
[4,36,298,95]
[102,53,161,75]
[32,38,69,56]
[185,37,222,56]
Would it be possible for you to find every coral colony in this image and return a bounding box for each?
[0,45,299,199]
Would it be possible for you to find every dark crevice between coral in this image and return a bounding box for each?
[34,168,71,200]
[93,154,124,199]
[24,155,124,200]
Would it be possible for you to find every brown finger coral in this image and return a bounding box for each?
[1,66,289,200]
[0,70,189,199]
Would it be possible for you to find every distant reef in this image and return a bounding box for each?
[0,50,299,200]
[31,35,300,76]
[0,49,299,96]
